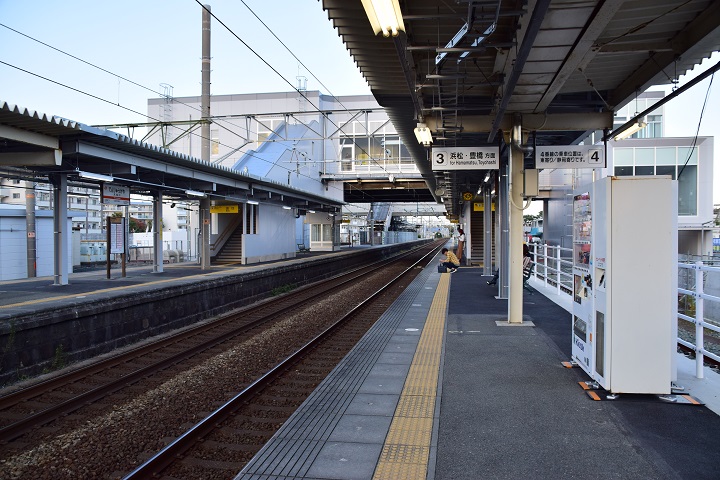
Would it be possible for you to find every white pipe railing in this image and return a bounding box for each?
[678,261,720,378]
[528,245,720,379]
[529,243,573,296]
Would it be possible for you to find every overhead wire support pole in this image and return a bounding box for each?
[200,3,212,270]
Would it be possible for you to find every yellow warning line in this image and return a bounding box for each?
[373,274,449,480]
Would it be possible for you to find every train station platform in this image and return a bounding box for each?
[0,248,342,315]
[236,257,720,480]
[0,244,389,386]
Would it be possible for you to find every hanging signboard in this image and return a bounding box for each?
[535,145,605,169]
[210,205,239,214]
[102,184,130,205]
[431,146,500,170]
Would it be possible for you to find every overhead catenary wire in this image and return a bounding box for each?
[678,70,714,180]
[0,26,397,211]
[192,1,396,178]
[0,5,411,209]
[0,60,354,202]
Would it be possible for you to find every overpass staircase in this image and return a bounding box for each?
[213,218,244,264]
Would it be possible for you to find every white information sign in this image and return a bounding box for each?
[102,184,130,205]
[109,219,125,254]
[431,146,500,170]
[535,145,605,169]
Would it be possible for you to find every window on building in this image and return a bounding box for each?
[353,137,370,166]
[656,165,676,179]
[678,165,697,216]
[656,147,676,166]
[256,118,283,145]
[340,141,354,172]
[12,193,21,199]
[613,148,633,166]
[614,166,633,176]
[646,115,662,138]
[400,143,413,165]
[245,203,258,234]
[635,148,654,166]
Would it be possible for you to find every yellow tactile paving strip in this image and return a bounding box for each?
[373,273,449,480]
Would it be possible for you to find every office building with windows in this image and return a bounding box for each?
[540,91,714,257]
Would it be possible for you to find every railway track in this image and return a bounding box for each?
[0,241,443,479]
[124,245,437,479]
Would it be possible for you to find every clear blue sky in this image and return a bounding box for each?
[0,0,371,126]
[1,1,718,202]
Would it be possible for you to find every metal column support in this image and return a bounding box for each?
[25,181,37,277]
[483,188,493,276]
[200,198,211,270]
[507,117,525,323]
[52,173,68,286]
[153,191,164,274]
[498,159,509,299]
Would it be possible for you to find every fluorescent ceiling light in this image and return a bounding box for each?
[247,200,259,205]
[282,205,292,210]
[308,210,316,213]
[414,122,433,146]
[78,171,113,182]
[361,0,404,37]
[614,117,647,141]
[185,189,206,198]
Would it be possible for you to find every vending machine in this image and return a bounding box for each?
[571,176,677,395]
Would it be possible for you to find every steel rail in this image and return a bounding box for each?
[0,244,436,443]
[122,244,443,479]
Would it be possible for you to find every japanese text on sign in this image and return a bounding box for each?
[535,145,605,169]
[431,146,500,170]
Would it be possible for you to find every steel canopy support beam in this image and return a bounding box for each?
[0,151,62,166]
[488,0,551,143]
[535,0,625,112]
[0,124,59,150]
[428,111,612,134]
[608,1,720,107]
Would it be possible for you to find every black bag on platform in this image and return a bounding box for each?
[438,265,448,273]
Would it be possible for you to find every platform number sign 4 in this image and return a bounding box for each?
[588,149,603,165]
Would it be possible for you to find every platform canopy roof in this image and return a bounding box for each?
[321,0,720,218]
[0,101,343,213]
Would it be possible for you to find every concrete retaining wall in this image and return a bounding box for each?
[0,242,426,386]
